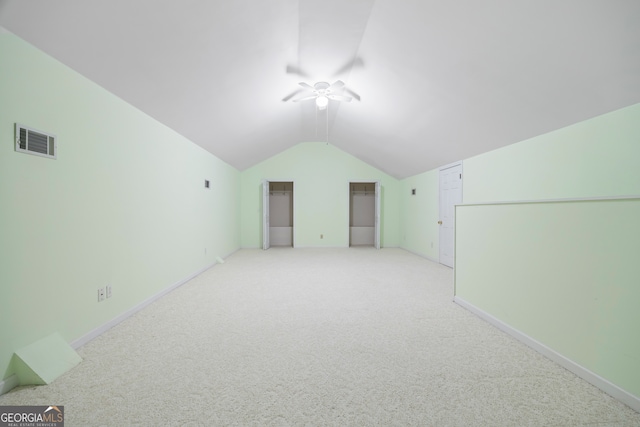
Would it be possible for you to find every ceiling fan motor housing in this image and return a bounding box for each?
[314,82,331,92]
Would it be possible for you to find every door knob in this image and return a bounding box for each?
[438,220,442,225]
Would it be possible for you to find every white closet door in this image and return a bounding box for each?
[262,179,270,250]
[374,181,381,249]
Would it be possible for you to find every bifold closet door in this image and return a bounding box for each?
[262,179,270,250]
[374,181,380,249]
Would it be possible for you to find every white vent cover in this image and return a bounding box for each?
[15,123,57,159]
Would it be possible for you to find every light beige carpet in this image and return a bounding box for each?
[2,248,639,426]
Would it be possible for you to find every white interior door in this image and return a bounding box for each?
[374,181,381,249]
[262,179,270,250]
[439,164,462,267]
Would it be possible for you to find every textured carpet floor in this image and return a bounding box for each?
[1,248,639,426]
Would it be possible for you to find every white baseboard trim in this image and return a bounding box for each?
[0,260,220,397]
[400,247,439,264]
[453,296,640,413]
[2,249,240,397]
[0,375,19,396]
[70,259,226,350]
[293,246,349,249]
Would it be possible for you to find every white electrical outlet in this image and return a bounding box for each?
[98,287,105,302]
[106,285,112,299]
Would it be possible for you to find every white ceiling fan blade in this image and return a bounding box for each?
[344,87,361,102]
[286,64,310,78]
[282,88,304,102]
[298,82,315,91]
[292,94,318,102]
[327,94,352,102]
[329,80,345,91]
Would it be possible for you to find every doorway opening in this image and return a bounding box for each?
[349,182,380,248]
[265,181,293,248]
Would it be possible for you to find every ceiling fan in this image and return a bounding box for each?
[283,80,353,110]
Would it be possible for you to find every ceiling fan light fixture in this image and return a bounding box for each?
[316,95,329,109]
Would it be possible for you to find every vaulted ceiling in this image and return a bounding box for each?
[1,1,639,178]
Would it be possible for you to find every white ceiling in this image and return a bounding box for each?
[1,0,639,178]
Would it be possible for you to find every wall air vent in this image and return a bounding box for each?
[15,123,57,159]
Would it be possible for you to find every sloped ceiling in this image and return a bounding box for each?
[1,0,639,178]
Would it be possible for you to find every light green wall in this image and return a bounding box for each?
[399,102,640,402]
[0,33,240,382]
[449,103,640,402]
[399,169,439,260]
[463,103,640,203]
[400,102,640,258]
[240,142,400,248]
[455,199,640,398]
